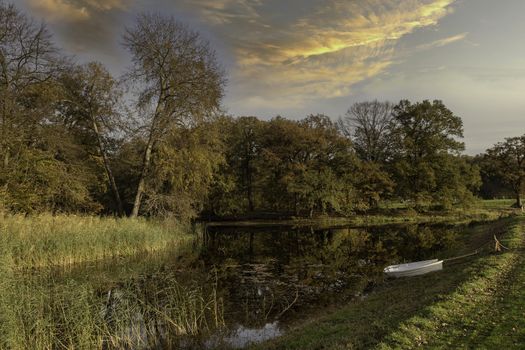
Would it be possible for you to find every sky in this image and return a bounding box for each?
[16,0,525,154]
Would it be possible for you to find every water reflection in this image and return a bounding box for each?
[202,223,459,335]
[209,322,282,349]
[3,223,462,349]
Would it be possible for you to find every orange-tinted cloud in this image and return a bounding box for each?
[415,32,468,51]
[24,0,462,110]
[28,0,90,21]
[179,0,459,108]
[28,0,125,22]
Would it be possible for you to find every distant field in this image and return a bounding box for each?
[209,199,520,228]
[379,198,516,210]
[477,198,516,209]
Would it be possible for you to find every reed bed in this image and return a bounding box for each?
[0,214,195,269]
[0,272,224,350]
[0,214,224,349]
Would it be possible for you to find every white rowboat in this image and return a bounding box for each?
[384,259,443,278]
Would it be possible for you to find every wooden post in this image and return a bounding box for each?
[494,235,502,252]
[494,235,509,252]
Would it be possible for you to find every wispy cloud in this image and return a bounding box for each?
[28,0,90,21]
[28,0,125,21]
[23,0,459,110]
[416,32,468,51]
[178,0,458,109]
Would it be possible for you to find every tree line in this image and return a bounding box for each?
[0,2,523,219]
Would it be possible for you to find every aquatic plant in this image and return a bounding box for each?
[0,214,194,269]
[0,271,224,349]
[0,214,222,349]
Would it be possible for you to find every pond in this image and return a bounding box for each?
[199,222,460,348]
[4,222,467,349]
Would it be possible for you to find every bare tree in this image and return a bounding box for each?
[0,2,62,169]
[123,13,225,217]
[338,100,394,162]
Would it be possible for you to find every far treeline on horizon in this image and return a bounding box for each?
[0,1,524,219]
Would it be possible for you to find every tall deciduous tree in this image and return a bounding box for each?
[123,13,225,217]
[229,116,263,212]
[0,2,101,213]
[484,135,525,207]
[144,121,225,218]
[0,2,61,169]
[258,115,357,216]
[338,100,394,163]
[58,62,125,216]
[390,100,467,207]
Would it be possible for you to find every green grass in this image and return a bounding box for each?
[210,199,518,229]
[476,198,516,210]
[379,198,516,211]
[0,214,195,269]
[376,216,525,349]
[0,203,522,349]
[252,216,525,350]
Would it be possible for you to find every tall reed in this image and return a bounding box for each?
[0,214,224,349]
[0,272,224,349]
[0,214,195,269]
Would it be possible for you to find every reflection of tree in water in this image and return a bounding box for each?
[9,224,461,349]
[203,224,461,328]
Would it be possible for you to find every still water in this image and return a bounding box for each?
[14,222,465,349]
[199,223,459,348]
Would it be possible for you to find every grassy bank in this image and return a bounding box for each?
[0,202,522,349]
[376,216,525,349]
[253,215,525,349]
[0,214,195,269]
[208,199,517,228]
[2,200,513,271]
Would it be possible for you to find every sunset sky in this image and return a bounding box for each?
[17,0,525,154]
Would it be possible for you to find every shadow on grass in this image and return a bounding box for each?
[250,218,516,350]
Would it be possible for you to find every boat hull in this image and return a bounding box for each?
[384,259,443,278]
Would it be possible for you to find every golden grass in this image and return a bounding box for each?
[0,214,195,269]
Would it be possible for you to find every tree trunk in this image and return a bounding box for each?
[514,176,524,209]
[131,137,154,218]
[247,163,254,212]
[515,191,522,208]
[248,187,254,212]
[3,147,8,168]
[131,92,165,218]
[2,94,11,169]
[91,118,124,216]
